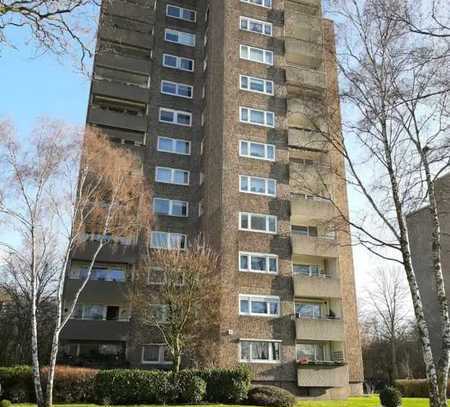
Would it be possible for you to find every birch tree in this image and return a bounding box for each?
[130,240,220,373]
[0,118,151,407]
[290,0,450,404]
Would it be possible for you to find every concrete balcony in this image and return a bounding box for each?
[92,79,148,104]
[294,274,341,298]
[100,25,152,49]
[88,107,147,133]
[288,0,322,13]
[104,1,154,23]
[296,318,344,341]
[95,53,151,75]
[291,234,338,258]
[285,11,322,43]
[289,160,334,195]
[297,364,349,387]
[64,280,128,305]
[71,240,137,264]
[288,128,329,151]
[291,195,335,224]
[287,98,328,133]
[61,319,129,341]
[285,38,323,69]
[286,66,326,96]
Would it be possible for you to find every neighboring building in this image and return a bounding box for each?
[60,0,364,397]
[407,173,450,360]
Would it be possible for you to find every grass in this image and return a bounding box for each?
[12,396,444,407]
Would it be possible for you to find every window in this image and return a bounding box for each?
[149,304,169,323]
[150,231,187,250]
[159,108,192,127]
[292,225,318,237]
[240,340,280,363]
[240,140,275,161]
[166,4,196,22]
[239,175,276,197]
[297,343,325,363]
[240,75,273,95]
[161,80,193,99]
[153,198,188,217]
[142,344,172,364]
[157,136,191,155]
[148,267,165,285]
[293,264,322,277]
[239,295,280,316]
[162,53,194,72]
[71,264,125,282]
[240,16,272,36]
[239,212,277,234]
[240,0,272,8]
[165,29,196,47]
[296,302,322,319]
[72,305,129,321]
[155,167,190,185]
[240,44,273,65]
[240,107,275,127]
[239,252,277,274]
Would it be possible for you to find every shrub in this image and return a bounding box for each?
[248,386,296,407]
[394,379,450,398]
[380,386,402,407]
[175,370,207,403]
[0,400,12,407]
[199,365,252,403]
[0,366,33,403]
[95,369,176,405]
[42,366,97,403]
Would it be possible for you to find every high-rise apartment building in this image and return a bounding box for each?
[407,173,450,361]
[60,0,364,397]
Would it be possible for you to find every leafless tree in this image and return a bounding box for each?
[360,267,412,382]
[130,240,220,373]
[0,117,151,407]
[290,0,450,404]
[0,0,99,68]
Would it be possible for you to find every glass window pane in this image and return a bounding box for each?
[154,198,170,214]
[156,168,172,182]
[250,110,265,124]
[152,232,168,248]
[160,109,174,122]
[249,48,263,62]
[240,255,248,270]
[172,201,187,216]
[240,141,249,155]
[251,214,266,230]
[177,113,191,125]
[143,345,159,362]
[268,217,276,232]
[178,85,192,98]
[266,112,274,126]
[250,143,265,158]
[250,78,264,92]
[158,137,173,152]
[251,178,266,193]
[166,31,178,42]
[241,342,251,360]
[251,300,268,314]
[84,305,104,320]
[174,170,188,184]
[164,54,177,67]
[241,213,249,229]
[269,258,277,272]
[167,5,180,17]
[266,81,273,94]
[180,58,193,71]
[309,227,318,237]
[267,180,276,195]
[240,299,249,313]
[182,9,195,21]
[240,176,248,191]
[241,108,249,121]
[269,301,278,315]
[241,76,248,89]
[265,51,273,64]
[175,140,189,154]
[251,256,266,271]
[162,81,176,94]
[252,342,269,360]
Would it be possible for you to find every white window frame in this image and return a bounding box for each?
[239,175,276,197]
[164,29,196,47]
[159,107,192,127]
[240,0,272,8]
[239,251,278,274]
[239,212,277,234]
[239,294,281,317]
[292,263,323,277]
[162,53,195,72]
[240,74,274,96]
[160,80,193,99]
[240,44,273,65]
[240,339,281,363]
[141,344,173,365]
[166,4,196,22]
[150,231,187,250]
[155,166,190,185]
[239,106,275,128]
[157,136,191,155]
[153,197,189,217]
[240,16,272,37]
[239,140,276,161]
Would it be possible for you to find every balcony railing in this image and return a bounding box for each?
[297,351,345,366]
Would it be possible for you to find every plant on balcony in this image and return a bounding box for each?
[298,356,311,365]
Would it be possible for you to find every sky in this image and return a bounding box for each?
[0,27,401,305]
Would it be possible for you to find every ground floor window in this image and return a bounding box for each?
[296,343,325,363]
[60,341,126,366]
[240,340,280,363]
[141,344,172,364]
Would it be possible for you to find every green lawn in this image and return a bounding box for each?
[13,397,443,407]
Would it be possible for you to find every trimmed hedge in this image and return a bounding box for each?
[248,386,296,407]
[380,386,402,407]
[0,365,251,405]
[395,379,450,398]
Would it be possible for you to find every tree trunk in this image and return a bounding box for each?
[30,297,44,407]
[391,339,399,383]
